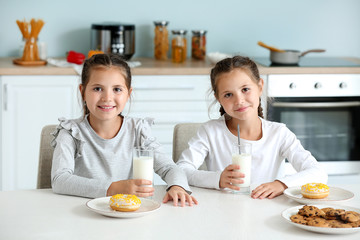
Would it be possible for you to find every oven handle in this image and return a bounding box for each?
[271,101,360,108]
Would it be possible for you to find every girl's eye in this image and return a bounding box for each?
[114,88,122,93]
[224,93,232,98]
[242,88,250,92]
[94,87,102,92]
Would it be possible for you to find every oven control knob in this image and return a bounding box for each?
[339,82,347,89]
[314,82,322,89]
[289,83,296,89]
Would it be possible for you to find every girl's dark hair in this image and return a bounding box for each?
[210,56,264,118]
[80,53,132,117]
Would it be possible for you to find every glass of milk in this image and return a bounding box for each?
[132,148,154,187]
[231,142,252,194]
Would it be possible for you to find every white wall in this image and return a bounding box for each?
[1,0,359,58]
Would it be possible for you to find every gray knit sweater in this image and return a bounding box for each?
[51,116,191,198]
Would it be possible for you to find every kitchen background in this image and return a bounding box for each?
[1,0,360,190]
[1,0,359,58]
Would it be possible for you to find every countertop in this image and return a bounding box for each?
[1,57,360,76]
[0,185,359,240]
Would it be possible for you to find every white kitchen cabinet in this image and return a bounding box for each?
[124,75,219,156]
[0,75,81,191]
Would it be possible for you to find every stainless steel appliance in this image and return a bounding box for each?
[266,74,360,175]
[91,22,135,60]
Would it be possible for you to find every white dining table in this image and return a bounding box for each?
[0,183,359,240]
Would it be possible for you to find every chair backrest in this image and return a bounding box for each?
[172,123,207,170]
[37,125,57,189]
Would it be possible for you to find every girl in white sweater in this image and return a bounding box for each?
[177,56,327,199]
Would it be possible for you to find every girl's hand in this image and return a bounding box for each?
[219,164,245,190]
[251,180,287,199]
[106,179,154,198]
[162,185,198,207]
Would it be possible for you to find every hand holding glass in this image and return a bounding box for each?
[132,148,154,187]
[231,142,252,193]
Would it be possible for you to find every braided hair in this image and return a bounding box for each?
[210,56,264,118]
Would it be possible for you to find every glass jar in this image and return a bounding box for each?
[154,21,169,60]
[171,30,187,63]
[21,37,40,61]
[191,30,207,60]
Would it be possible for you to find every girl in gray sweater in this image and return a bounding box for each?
[51,53,197,207]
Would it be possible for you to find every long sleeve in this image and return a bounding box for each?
[177,125,223,189]
[51,130,112,198]
[276,127,328,187]
[137,118,192,193]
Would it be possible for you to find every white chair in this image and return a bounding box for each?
[37,125,57,189]
[172,123,207,170]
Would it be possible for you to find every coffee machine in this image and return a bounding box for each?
[91,22,135,60]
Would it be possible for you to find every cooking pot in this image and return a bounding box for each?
[270,49,325,65]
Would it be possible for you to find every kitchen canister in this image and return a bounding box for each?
[191,30,207,60]
[171,30,187,63]
[154,21,169,60]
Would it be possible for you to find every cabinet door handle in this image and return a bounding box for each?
[3,84,7,111]
[272,101,360,108]
[135,86,195,91]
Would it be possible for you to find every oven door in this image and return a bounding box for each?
[267,97,360,174]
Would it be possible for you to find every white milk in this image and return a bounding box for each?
[133,156,154,184]
[232,153,252,187]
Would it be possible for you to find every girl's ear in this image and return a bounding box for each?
[79,84,85,100]
[258,78,264,95]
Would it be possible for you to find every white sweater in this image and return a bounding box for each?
[176,116,328,190]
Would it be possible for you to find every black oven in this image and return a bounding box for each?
[265,74,360,175]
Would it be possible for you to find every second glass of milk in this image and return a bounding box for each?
[133,148,154,187]
[231,142,252,194]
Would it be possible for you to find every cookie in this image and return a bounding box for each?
[327,209,345,218]
[321,207,334,213]
[349,220,360,228]
[341,211,360,223]
[298,205,325,218]
[290,214,308,225]
[307,217,330,228]
[327,219,351,228]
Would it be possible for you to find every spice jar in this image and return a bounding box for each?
[171,30,187,63]
[154,21,169,60]
[191,30,207,60]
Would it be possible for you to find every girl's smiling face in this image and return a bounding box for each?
[80,66,132,123]
[216,68,263,121]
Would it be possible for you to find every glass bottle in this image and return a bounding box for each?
[171,30,187,63]
[154,21,169,60]
[191,30,207,60]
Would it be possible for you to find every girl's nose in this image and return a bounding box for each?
[101,91,112,102]
[235,93,245,104]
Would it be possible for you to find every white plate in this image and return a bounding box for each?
[282,204,360,234]
[86,197,161,218]
[284,186,354,204]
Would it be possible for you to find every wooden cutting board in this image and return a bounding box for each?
[13,58,47,66]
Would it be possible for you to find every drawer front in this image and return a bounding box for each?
[132,75,212,101]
